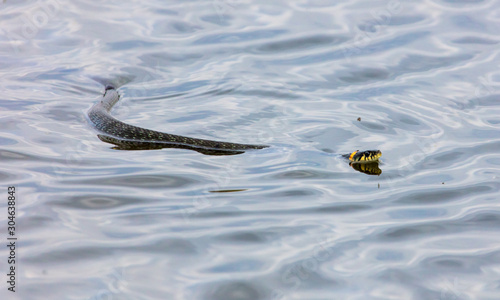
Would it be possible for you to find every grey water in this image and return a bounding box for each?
[1,0,500,299]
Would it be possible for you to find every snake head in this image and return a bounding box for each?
[349,150,382,163]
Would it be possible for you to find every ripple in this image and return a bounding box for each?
[193,29,287,45]
[452,36,499,45]
[199,280,266,300]
[395,183,494,204]
[255,34,347,53]
[50,194,146,210]
[216,231,272,244]
[69,174,200,189]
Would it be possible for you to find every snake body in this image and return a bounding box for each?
[88,86,269,155]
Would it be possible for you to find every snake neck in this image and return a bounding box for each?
[100,88,120,112]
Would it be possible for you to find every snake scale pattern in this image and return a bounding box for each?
[88,86,269,155]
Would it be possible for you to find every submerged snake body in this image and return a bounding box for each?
[88,86,269,155]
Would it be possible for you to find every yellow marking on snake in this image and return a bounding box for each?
[349,150,382,163]
[349,150,358,161]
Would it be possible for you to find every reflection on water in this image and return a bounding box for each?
[98,134,247,156]
[209,189,248,193]
[350,161,382,176]
[1,0,500,299]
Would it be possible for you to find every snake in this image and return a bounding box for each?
[88,86,382,173]
[88,86,268,155]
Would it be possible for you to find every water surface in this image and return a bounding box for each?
[1,0,500,299]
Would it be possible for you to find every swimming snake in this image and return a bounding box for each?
[88,86,382,174]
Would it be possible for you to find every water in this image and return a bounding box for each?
[1,0,500,299]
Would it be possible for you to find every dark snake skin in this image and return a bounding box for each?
[88,86,269,155]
